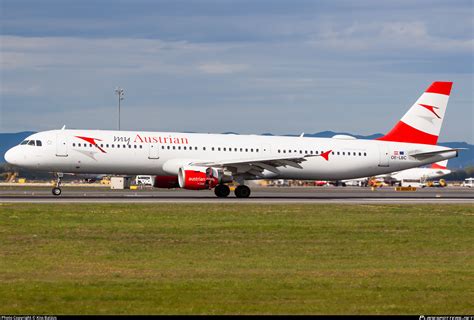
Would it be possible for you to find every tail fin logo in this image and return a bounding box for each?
[419,104,441,119]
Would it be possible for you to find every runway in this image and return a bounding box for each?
[1,185,472,204]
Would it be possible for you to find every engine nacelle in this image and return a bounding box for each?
[178,166,219,190]
[153,175,179,188]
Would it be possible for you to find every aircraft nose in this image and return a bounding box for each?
[4,147,19,165]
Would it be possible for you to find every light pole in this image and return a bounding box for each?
[115,87,125,130]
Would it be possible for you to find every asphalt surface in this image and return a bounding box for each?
[0,185,473,204]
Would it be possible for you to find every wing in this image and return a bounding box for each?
[190,154,320,177]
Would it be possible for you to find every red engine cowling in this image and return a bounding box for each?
[153,175,179,188]
[178,166,218,190]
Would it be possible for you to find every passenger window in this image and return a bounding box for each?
[117,144,120,148]
[234,148,237,151]
[218,147,221,151]
[140,145,143,149]
[223,148,226,151]
[278,150,281,153]
[178,146,181,150]
[106,144,109,148]
[337,152,340,155]
[129,145,132,148]
[251,148,253,152]
[111,144,114,148]
[364,152,367,156]
[212,147,215,151]
[73,143,76,147]
[195,147,198,150]
[283,150,286,153]
[203,147,206,151]
[167,146,170,149]
[256,149,259,152]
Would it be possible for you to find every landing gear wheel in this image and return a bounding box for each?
[234,185,251,198]
[52,173,63,196]
[214,184,230,198]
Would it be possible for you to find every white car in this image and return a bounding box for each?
[461,178,474,188]
[135,175,154,186]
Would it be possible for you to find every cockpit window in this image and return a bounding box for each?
[20,140,29,145]
[36,140,42,146]
[28,140,35,146]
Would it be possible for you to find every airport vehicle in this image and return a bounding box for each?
[462,178,474,188]
[136,175,154,186]
[4,82,462,197]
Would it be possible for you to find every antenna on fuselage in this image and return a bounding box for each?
[300,132,304,137]
[61,125,66,130]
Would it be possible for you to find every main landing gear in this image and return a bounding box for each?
[213,184,251,198]
[234,185,251,198]
[52,173,63,196]
[214,184,230,198]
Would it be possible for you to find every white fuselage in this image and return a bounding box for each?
[5,129,457,181]
[386,167,451,182]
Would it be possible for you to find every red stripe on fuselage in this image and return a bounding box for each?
[377,121,438,145]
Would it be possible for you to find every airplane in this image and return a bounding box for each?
[342,160,451,187]
[4,81,462,198]
[384,160,451,185]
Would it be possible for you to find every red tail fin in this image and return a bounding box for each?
[377,82,452,145]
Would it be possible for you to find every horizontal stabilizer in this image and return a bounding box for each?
[410,148,465,160]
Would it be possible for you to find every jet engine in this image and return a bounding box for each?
[177,166,221,190]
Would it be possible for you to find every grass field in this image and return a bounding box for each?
[1,203,473,314]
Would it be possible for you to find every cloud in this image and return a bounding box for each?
[307,21,473,56]
[0,1,472,142]
[197,62,249,74]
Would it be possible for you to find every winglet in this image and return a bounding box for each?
[320,150,332,161]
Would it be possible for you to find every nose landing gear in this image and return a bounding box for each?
[52,173,63,196]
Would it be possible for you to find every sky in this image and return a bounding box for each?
[1,0,473,143]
